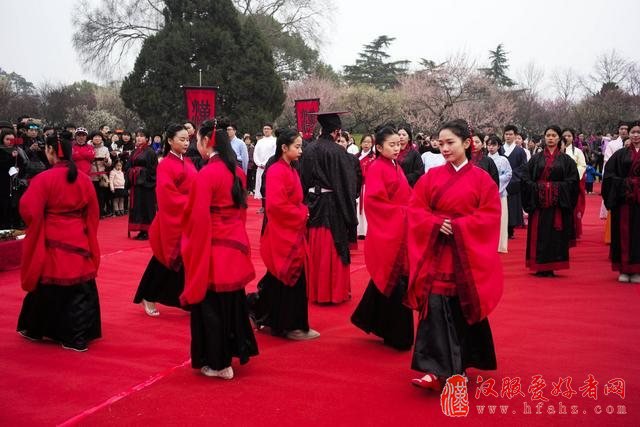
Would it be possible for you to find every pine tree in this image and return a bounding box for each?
[343,35,409,90]
[481,43,515,87]
[121,0,284,132]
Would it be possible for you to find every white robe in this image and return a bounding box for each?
[252,136,276,199]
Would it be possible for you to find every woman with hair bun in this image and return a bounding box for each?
[351,126,414,350]
[248,128,320,340]
[180,122,258,380]
[133,124,198,316]
[522,125,579,277]
[17,132,102,352]
[407,119,502,390]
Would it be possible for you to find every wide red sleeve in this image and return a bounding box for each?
[19,175,48,292]
[83,176,101,271]
[150,160,191,269]
[405,173,445,312]
[265,165,307,236]
[363,162,410,296]
[450,173,503,323]
[180,170,214,306]
[261,163,308,285]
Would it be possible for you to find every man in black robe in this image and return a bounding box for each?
[300,112,358,303]
[503,125,528,239]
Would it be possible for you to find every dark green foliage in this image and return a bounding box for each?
[480,43,515,87]
[121,0,284,132]
[343,35,409,90]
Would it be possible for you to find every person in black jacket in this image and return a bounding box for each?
[397,123,424,187]
[471,131,500,187]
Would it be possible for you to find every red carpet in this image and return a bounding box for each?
[1,185,638,426]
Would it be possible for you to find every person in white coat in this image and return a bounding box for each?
[487,135,512,253]
[253,123,277,201]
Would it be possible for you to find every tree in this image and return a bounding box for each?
[72,0,333,80]
[0,70,40,121]
[243,13,322,81]
[551,68,581,102]
[231,0,333,48]
[343,35,410,90]
[338,85,401,133]
[573,89,640,133]
[0,68,37,95]
[121,0,284,132]
[512,62,545,134]
[625,62,640,97]
[72,0,165,79]
[277,75,341,127]
[480,44,515,87]
[588,49,630,93]
[399,54,514,132]
[39,81,99,127]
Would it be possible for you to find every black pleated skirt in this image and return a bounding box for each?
[133,256,185,308]
[246,271,310,336]
[128,186,156,232]
[17,280,102,349]
[190,289,258,371]
[351,278,414,351]
[412,294,496,378]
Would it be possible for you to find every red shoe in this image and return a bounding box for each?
[411,373,441,390]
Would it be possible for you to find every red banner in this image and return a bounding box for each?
[183,86,217,128]
[295,98,320,140]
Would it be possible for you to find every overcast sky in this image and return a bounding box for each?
[1,0,639,95]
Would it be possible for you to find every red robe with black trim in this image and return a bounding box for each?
[149,153,198,271]
[19,162,100,291]
[180,156,255,305]
[364,156,411,296]
[406,162,503,324]
[261,159,308,286]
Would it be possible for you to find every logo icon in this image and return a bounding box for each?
[441,374,469,417]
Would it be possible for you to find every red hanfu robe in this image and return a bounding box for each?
[19,162,100,291]
[149,153,198,271]
[180,156,255,305]
[358,151,376,214]
[364,156,411,296]
[406,163,503,324]
[261,159,308,286]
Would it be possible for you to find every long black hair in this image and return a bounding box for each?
[199,121,246,208]
[439,119,473,159]
[163,124,187,156]
[561,127,576,143]
[374,126,397,150]
[46,131,77,183]
[274,128,300,158]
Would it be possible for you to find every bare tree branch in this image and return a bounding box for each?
[72,0,164,79]
[74,0,333,80]
[551,68,581,102]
